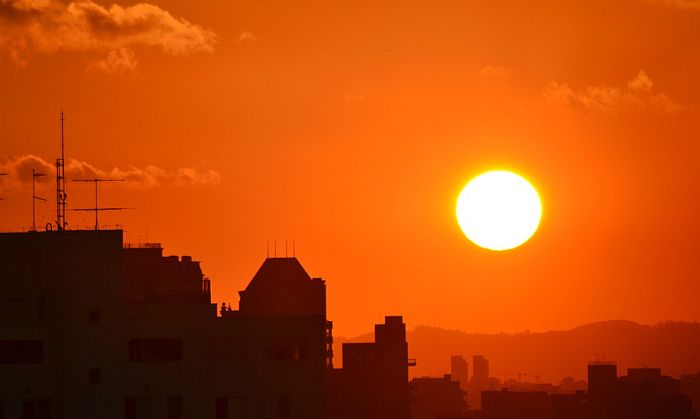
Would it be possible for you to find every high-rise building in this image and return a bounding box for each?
[450,355,469,390]
[0,230,329,419]
[327,316,413,419]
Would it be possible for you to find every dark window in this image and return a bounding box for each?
[264,337,307,361]
[89,369,101,386]
[263,396,289,419]
[89,309,100,326]
[129,338,182,362]
[0,340,43,364]
[215,398,227,418]
[23,399,51,419]
[36,296,46,319]
[124,397,152,419]
[215,397,244,418]
[0,399,5,419]
[167,396,183,419]
[124,398,137,419]
[206,337,246,361]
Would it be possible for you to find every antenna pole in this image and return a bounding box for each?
[32,169,47,231]
[32,169,35,231]
[55,111,67,230]
[72,178,126,230]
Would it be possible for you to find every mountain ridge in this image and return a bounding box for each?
[334,320,700,382]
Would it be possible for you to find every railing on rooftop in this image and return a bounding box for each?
[123,242,162,249]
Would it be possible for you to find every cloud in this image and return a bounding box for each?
[88,47,137,73]
[236,31,257,44]
[480,65,511,79]
[0,0,217,71]
[543,71,684,114]
[645,0,700,10]
[0,155,221,189]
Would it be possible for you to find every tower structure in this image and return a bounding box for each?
[55,111,67,230]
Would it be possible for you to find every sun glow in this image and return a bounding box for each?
[456,170,542,251]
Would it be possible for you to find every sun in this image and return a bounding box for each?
[456,170,542,251]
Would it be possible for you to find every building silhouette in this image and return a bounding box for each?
[326,316,413,419]
[0,230,332,419]
[409,375,467,419]
[450,355,469,391]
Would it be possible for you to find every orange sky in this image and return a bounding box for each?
[2,0,700,337]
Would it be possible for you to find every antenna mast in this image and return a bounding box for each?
[71,178,127,230]
[55,111,68,230]
[32,169,47,231]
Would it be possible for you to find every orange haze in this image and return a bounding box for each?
[1,0,700,337]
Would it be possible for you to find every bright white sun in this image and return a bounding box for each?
[456,170,542,251]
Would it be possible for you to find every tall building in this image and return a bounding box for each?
[327,316,413,419]
[587,362,618,401]
[450,355,469,390]
[472,355,489,385]
[410,375,466,419]
[467,355,491,409]
[0,230,329,419]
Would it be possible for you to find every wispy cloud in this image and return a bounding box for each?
[236,31,257,44]
[543,71,684,114]
[0,155,221,188]
[0,0,217,71]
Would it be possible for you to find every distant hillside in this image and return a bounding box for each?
[334,320,700,383]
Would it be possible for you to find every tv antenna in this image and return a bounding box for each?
[71,178,128,230]
[55,111,68,230]
[32,169,47,231]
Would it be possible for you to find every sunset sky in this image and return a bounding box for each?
[2,0,700,337]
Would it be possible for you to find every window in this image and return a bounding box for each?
[215,397,244,419]
[0,340,43,364]
[263,396,289,419]
[0,399,5,419]
[167,396,183,419]
[89,369,101,386]
[23,399,51,419]
[89,309,100,326]
[129,338,182,362]
[125,397,152,419]
[206,337,246,361]
[125,398,136,419]
[264,337,307,361]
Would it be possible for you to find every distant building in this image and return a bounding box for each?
[0,230,330,419]
[472,355,489,385]
[681,373,700,417]
[468,355,491,409]
[450,355,469,391]
[410,375,467,419]
[481,390,551,419]
[587,361,618,401]
[327,316,413,419]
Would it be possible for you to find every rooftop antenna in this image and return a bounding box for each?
[55,111,68,230]
[70,178,128,230]
[267,241,270,258]
[285,240,288,257]
[293,240,295,257]
[32,169,47,231]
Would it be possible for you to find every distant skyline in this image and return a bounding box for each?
[2,0,700,337]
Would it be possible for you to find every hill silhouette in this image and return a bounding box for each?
[335,320,700,383]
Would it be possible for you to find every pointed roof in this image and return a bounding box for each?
[243,257,313,293]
